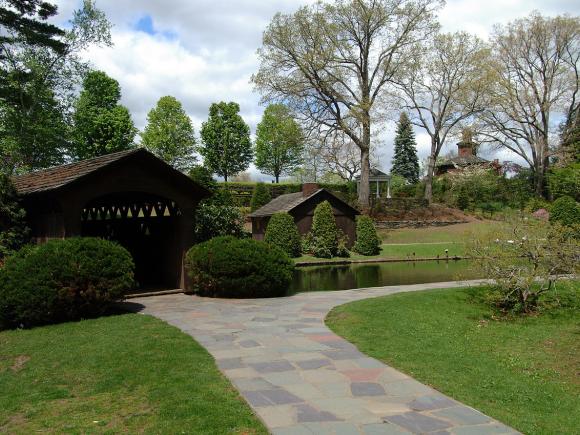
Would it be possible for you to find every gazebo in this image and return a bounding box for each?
[356,169,392,198]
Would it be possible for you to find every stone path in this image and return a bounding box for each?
[125,280,518,435]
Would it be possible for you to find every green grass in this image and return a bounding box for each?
[380,220,505,244]
[0,313,266,434]
[326,282,580,435]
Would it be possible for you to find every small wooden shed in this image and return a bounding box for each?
[249,183,359,247]
[12,149,210,291]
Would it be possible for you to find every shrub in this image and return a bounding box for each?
[185,236,293,298]
[468,219,579,314]
[194,202,244,242]
[264,212,301,257]
[548,164,580,201]
[250,182,272,211]
[0,238,134,329]
[336,230,351,258]
[549,196,580,227]
[188,165,218,193]
[310,201,339,258]
[525,197,551,214]
[0,173,30,260]
[353,215,381,256]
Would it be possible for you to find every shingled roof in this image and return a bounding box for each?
[249,188,359,218]
[436,155,489,169]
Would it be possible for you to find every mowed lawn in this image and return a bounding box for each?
[0,314,267,434]
[326,282,580,435]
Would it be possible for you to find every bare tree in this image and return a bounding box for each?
[394,31,491,202]
[479,13,580,197]
[252,0,441,207]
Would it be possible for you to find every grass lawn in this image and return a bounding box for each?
[380,220,504,244]
[326,281,580,435]
[0,313,266,434]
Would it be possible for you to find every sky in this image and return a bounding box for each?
[52,0,579,180]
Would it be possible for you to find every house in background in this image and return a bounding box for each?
[249,183,360,247]
[12,149,210,291]
[435,139,501,176]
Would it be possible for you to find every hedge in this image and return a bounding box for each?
[264,212,301,257]
[0,238,134,329]
[185,236,294,298]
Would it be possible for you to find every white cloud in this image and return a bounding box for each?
[53,0,579,177]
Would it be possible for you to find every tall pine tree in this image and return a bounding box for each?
[391,112,420,184]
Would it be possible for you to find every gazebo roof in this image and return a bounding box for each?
[355,168,391,182]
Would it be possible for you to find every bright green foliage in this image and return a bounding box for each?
[141,96,196,171]
[185,236,294,298]
[391,113,419,184]
[310,200,339,258]
[194,203,243,242]
[250,182,272,211]
[72,70,136,160]
[548,163,580,201]
[264,212,301,257]
[0,173,29,259]
[353,215,381,256]
[549,196,580,227]
[199,101,252,182]
[255,103,303,182]
[0,238,134,329]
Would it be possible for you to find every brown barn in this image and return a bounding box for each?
[12,149,210,291]
[249,183,359,247]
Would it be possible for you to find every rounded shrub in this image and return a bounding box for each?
[353,215,381,256]
[250,182,272,211]
[310,201,339,258]
[185,236,294,298]
[264,212,301,257]
[0,238,134,330]
[549,196,580,226]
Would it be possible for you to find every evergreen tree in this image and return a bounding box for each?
[391,112,420,184]
[141,96,196,171]
[250,182,272,211]
[559,109,580,165]
[0,173,29,259]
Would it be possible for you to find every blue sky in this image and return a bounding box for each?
[53,0,580,179]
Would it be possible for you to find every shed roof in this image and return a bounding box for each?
[12,148,210,198]
[436,155,489,169]
[355,168,391,181]
[249,188,359,218]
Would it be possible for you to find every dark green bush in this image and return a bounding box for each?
[264,212,301,257]
[0,173,30,260]
[550,196,580,226]
[310,201,339,258]
[250,182,272,211]
[353,215,381,256]
[194,202,244,242]
[0,238,134,329]
[185,236,293,298]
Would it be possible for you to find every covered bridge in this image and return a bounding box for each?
[12,149,210,291]
[249,183,360,247]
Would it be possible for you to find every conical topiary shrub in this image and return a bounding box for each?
[265,212,301,257]
[250,182,272,211]
[310,200,339,258]
[353,215,381,256]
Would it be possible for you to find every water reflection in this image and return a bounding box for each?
[289,260,479,294]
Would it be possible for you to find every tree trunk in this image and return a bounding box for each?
[275,173,279,183]
[359,147,370,209]
[424,155,436,204]
[224,173,228,183]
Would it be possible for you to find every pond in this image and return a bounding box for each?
[289,260,481,294]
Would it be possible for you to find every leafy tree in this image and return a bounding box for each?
[548,164,580,201]
[0,173,29,260]
[255,104,303,182]
[264,212,301,257]
[252,0,441,207]
[353,215,381,256]
[189,165,218,193]
[72,70,136,160]
[391,113,419,184]
[250,182,271,211]
[309,200,339,258]
[480,13,580,197]
[558,109,580,166]
[199,101,252,182]
[141,96,196,171]
[0,0,112,173]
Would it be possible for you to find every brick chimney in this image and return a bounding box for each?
[302,182,319,197]
[457,141,474,158]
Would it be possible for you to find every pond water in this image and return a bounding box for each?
[289,260,481,294]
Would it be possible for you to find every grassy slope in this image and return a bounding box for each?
[326,282,580,435]
[0,314,266,434]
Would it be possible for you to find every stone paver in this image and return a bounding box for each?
[124,279,519,434]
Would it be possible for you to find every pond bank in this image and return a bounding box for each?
[295,255,466,267]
